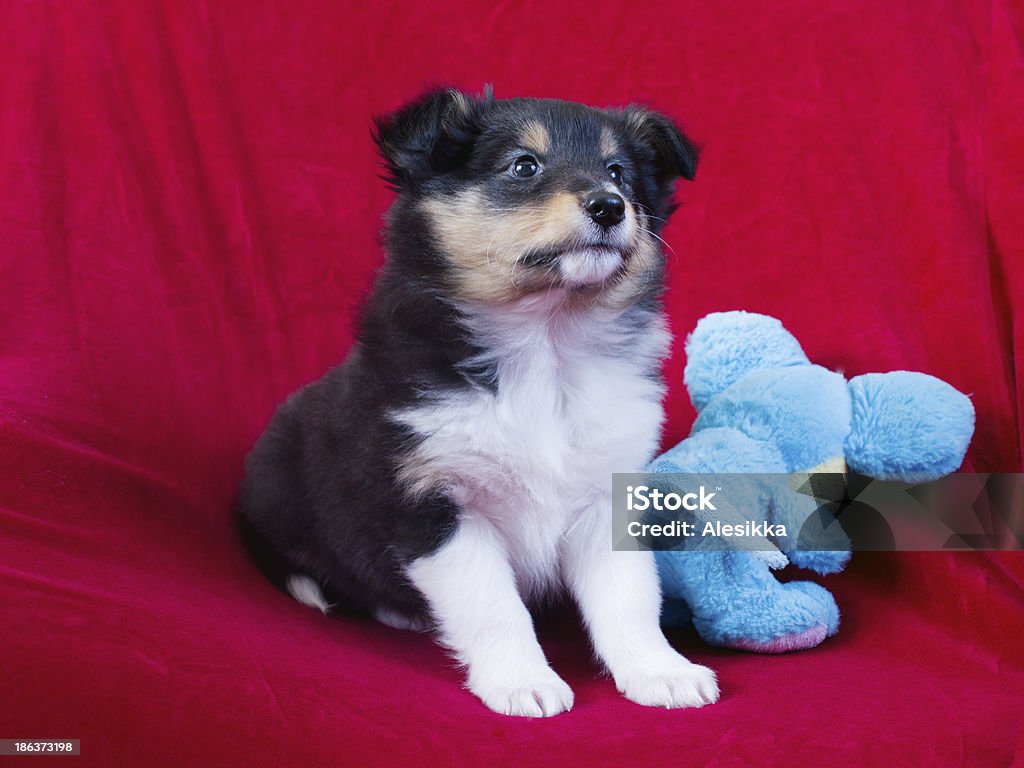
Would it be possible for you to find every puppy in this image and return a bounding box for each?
[239,87,719,717]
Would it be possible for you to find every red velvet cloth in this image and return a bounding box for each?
[2,1,1023,765]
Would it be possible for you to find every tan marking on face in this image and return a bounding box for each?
[422,188,587,302]
[520,121,550,155]
[600,127,619,159]
[421,184,655,304]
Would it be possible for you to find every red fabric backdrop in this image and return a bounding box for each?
[1,1,1022,765]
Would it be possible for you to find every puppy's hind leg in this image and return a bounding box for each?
[406,516,574,717]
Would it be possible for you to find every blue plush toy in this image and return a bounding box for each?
[650,311,975,652]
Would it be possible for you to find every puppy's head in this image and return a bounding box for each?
[374,87,698,305]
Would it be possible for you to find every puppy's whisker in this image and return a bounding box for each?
[638,224,675,258]
[645,213,672,227]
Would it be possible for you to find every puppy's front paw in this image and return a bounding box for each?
[469,668,574,717]
[616,656,719,709]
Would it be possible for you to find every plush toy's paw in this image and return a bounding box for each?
[615,653,719,709]
[728,623,829,653]
[788,547,851,575]
[694,580,840,653]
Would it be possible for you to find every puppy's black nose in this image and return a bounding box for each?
[584,192,625,228]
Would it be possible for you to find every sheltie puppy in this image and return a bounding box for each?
[239,87,719,716]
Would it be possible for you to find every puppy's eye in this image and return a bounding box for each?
[510,155,540,178]
[607,163,624,184]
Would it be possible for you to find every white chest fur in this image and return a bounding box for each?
[393,295,669,597]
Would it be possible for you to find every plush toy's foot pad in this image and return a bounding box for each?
[690,579,840,652]
[727,623,829,654]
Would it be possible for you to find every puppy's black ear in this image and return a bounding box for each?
[622,106,700,182]
[374,87,489,188]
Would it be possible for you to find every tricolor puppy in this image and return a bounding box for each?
[239,87,719,716]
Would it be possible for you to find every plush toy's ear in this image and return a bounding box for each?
[623,106,700,182]
[845,372,975,482]
[684,311,809,412]
[373,86,491,188]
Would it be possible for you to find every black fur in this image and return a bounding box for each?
[373,87,493,189]
[238,88,698,622]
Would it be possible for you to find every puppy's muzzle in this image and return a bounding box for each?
[584,191,626,229]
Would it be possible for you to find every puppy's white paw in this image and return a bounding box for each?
[470,669,575,717]
[616,656,719,709]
